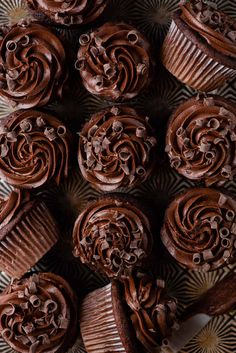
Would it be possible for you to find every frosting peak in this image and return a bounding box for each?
[0,273,77,353]
[123,273,177,352]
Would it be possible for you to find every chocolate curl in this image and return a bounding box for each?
[110,106,120,115]
[112,120,123,133]
[226,210,235,222]
[75,58,85,71]
[20,35,30,47]
[202,249,214,261]
[57,125,67,137]
[136,126,147,138]
[207,118,220,130]
[199,140,211,152]
[36,116,46,127]
[219,227,230,238]
[29,295,41,307]
[79,33,91,46]
[127,30,139,44]
[20,119,32,132]
[2,328,13,340]
[205,150,216,161]
[192,253,202,265]
[170,157,182,169]
[221,238,232,249]
[4,303,15,316]
[41,299,58,313]
[221,165,232,179]
[44,127,57,141]
[176,126,186,138]
[6,131,17,142]
[6,40,17,52]
[136,166,146,176]
[1,143,9,157]
[103,63,116,78]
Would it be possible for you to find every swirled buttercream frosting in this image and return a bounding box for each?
[27,0,108,26]
[161,188,236,271]
[0,110,71,189]
[166,96,236,186]
[76,22,152,101]
[180,0,236,59]
[73,197,153,278]
[123,273,177,352]
[0,273,77,353]
[78,106,157,191]
[0,23,67,109]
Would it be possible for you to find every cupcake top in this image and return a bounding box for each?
[73,197,153,278]
[76,22,151,101]
[123,273,177,352]
[0,110,71,189]
[179,0,236,59]
[161,188,236,271]
[78,106,157,191]
[0,273,77,353]
[166,96,236,186]
[0,23,67,109]
[27,0,108,26]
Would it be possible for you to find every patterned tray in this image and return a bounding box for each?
[0,0,236,352]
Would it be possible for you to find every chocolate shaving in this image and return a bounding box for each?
[20,119,32,132]
[112,120,123,132]
[29,340,40,353]
[203,249,214,260]
[6,131,17,142]
[38,334,50,345]
[36,116,46,127]
[44,127,57,141]
[57,126,67,137]
[110,106,120,115]
[136,126,146,138]
[79,33,91,46]
[1,143,9,158]
[20,302,29,310]
[23,323,34,334]
[207,118,220,130]
[203,97,215,106]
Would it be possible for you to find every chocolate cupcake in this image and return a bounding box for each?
[73,196,153,278]
[0,23,67,109]
[0,272,77,352]
[0,110,71,189]
[0,190,59,278]
[161,0,236,92]
[76,22,152,101]
[78,106,157,191]
[161,188,236,271]
[80,272,177,353]
[27,0,108,27]
[166,95,236,186]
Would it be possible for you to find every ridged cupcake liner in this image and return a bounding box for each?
[0,201,59,279]
[162,20,236,92]
[80,284,126,353]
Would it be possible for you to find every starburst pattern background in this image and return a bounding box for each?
[0,0,236,352]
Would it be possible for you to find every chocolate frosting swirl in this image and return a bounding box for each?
[0,110,71,189]
[161,188,236,271]
[73,197,153,278]
[27,0,107,26]
[78,106,157,191]
[0,23,67,109]
[166,96,236,186]
[180,0,236,58]
[123,273,177,352]
[0,273,77,353]
[76,22,151,101]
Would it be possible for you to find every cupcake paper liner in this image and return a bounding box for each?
[0,201,59,278]
[80,284,126,353]
[162,20,236,92]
